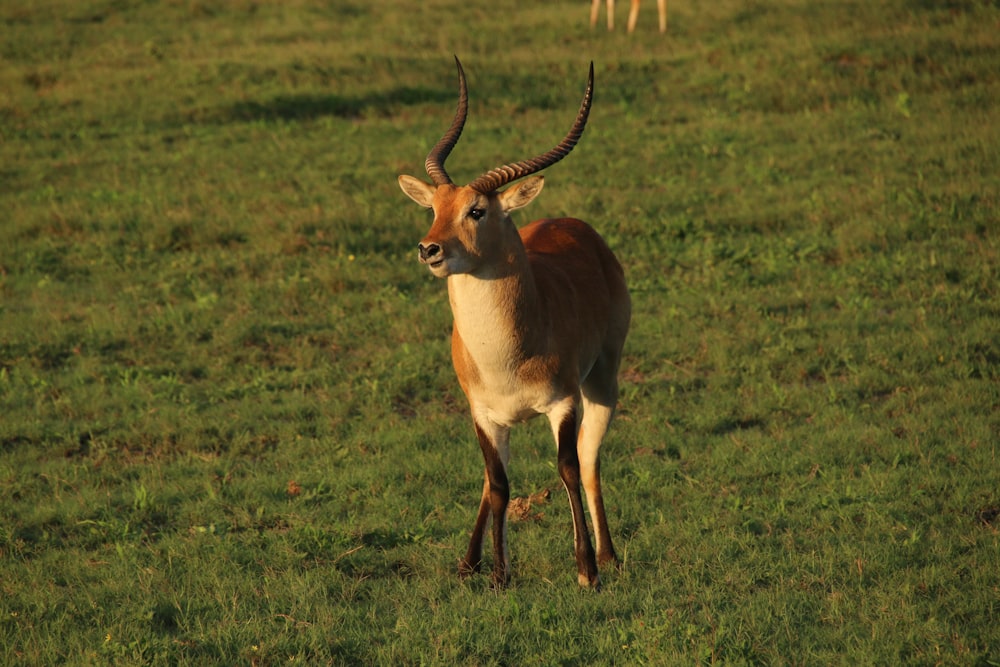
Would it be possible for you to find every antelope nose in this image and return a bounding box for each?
[418,242,441,263]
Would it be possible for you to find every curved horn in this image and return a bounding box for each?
[468,62,594,194]
[424,56,469,186]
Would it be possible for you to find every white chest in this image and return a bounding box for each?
[447,274,565,425]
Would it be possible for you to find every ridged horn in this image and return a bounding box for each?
[424,56,469,186]
[468,62,594,195]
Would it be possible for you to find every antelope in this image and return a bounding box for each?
[590,0,667,33]
[397,58,630,589]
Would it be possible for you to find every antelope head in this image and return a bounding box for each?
[398,57,594,278]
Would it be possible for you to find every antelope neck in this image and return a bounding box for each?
[446,247,545,366]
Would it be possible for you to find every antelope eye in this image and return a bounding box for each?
[468,207,485,221]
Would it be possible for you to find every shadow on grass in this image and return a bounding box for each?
[195,86,454,124]
[711,417,766,436]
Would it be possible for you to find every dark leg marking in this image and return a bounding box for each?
[556,407,599,588]
[467,420,510,588]
[459,473,490,578]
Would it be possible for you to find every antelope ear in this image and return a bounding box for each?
[398,175,436,208]
[499,175,544,212]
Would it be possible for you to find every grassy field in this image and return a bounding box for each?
[2,0,999,664]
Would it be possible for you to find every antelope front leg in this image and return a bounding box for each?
[554,404,600,588]
[467,419,511,589]
[459,471,490,578]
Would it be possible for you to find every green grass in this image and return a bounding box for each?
[2,0,999,664]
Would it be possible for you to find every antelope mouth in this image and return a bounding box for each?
[422,257,450,277]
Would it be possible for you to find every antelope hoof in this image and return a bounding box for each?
[578,571,602,590]
[458,558,481,579]
[577,558,601,588]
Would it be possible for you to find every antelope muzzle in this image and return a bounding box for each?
[418,242,443,265]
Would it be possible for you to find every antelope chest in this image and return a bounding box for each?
[474,375,561,427]
[459,350,568,427]
[447,270,573,426]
